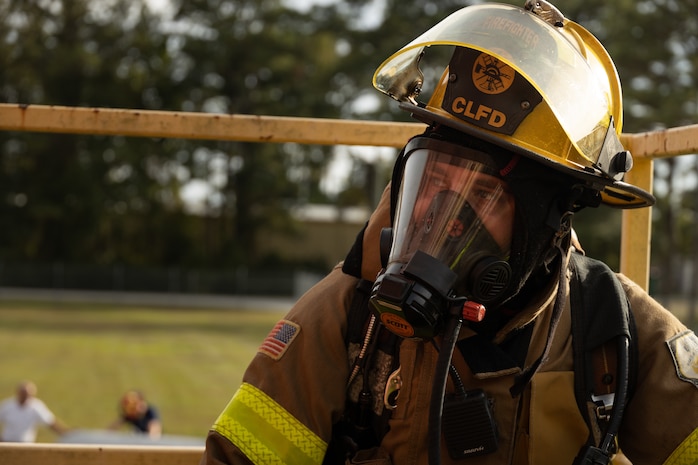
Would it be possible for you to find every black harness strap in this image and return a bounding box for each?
[569,253,637,464]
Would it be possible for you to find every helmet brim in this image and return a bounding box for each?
[402,101,655,209]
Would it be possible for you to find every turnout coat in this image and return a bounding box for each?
[201,184,698,465]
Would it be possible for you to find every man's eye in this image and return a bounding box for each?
[474,189,497,201]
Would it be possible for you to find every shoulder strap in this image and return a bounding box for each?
[569,253,637,464]
[569,253,633,346]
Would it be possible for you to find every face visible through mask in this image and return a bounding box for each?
[391,146,515,279]
[415,158,514,252]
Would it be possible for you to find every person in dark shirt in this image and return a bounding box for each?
[108,390,161,439]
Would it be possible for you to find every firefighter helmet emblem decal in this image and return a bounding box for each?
[472,53,515,95]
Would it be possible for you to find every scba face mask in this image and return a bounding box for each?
[370,137,515,340]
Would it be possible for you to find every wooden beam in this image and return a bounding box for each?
[0,103,425,148]
[0,443,204,465]
[621,123,698,159]
[2,104,697,157]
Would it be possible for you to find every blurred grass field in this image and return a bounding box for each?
[0,299,287,443]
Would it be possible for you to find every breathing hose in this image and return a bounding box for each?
[427,313,463,465]
[600,335,630,454]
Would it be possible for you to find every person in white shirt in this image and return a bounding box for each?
[0,380,68,442]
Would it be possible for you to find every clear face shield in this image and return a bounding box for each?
[370,137,515,340]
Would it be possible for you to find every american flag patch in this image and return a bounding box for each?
[259,320,300,360]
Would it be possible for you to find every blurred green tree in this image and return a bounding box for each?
[0,0,193,266]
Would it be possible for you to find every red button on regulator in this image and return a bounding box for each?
[462,301,486,322]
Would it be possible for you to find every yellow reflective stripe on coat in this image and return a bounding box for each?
[662,427,698,465]
[213,382,327,465]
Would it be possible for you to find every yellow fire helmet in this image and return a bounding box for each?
[373,0,655,208]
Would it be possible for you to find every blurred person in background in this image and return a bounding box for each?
[108,389,162,439]
[0,380,69,442]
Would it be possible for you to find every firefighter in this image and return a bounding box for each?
[201,1,698,464]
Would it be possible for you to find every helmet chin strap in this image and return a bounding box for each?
[552,211,574,254]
